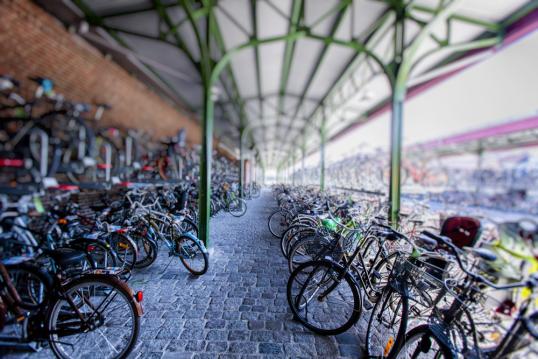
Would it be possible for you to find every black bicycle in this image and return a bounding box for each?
[393,231,538,359]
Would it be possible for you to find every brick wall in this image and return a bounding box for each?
[0,0,202,144]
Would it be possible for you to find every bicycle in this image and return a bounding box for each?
[0,257,142,359]
[393,231,538,359]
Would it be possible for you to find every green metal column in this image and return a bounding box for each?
[200,78,214,247]
[239,126,245,198]
[301,143,306,185]
[388,3,406,225]
[320,112,327,191]
[292,152,296,186]
[182,0,213,247]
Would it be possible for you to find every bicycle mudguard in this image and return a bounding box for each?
[429,321,458,359]
[181,232,208,254]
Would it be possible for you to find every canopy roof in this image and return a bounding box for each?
[40,0,535,168]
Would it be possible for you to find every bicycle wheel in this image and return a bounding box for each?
[280,224,312,258]
[252,187,260,198]
[47,275,140,359]
[176,235,208,275]
[229,198,247,217]
[394,325,452,359]
[5,262,52,310]
[287,259,362,335]
[287,235,335,274]
[366,285,408,358]
[132,234,158,269]
[367,251,401,299]
[268,210,287,238]
[179,218,199,237]
[108,233,138,272]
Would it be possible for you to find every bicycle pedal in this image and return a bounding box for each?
[363,300,373,311]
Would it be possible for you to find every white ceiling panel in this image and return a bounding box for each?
[306,45,355,99]
[259,42,285,95]
[286,39,325,95]
[229,48,258,97]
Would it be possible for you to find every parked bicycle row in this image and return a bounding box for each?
[269,185,538,359]
[292,148,538,215]
[0,176,263,358]
[0,74,242,186]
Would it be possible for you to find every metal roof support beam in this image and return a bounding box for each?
[208,9,256,152]
[411,4,501,32]
[224,92,321,103]
[73,0,194,108]
[389,3,405,225]
[275,0,303,153]
[210,27,394,170]
[99,3,177,18]
[154,0,198,66]
[163,6,210,39]
[297,10,395,144]
[281,0,351,146]
[250,0,265,146]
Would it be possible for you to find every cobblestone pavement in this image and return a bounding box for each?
[6,190,367,358]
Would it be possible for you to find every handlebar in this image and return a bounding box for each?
[421,230,537,291]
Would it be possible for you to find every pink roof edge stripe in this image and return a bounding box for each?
[418,114,538,149]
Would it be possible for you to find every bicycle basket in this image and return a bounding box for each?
[392,255,449,308]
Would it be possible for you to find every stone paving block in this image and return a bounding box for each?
[14,192,367,359]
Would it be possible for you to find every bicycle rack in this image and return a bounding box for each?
[103,142,112,182]
[29,128,49,178]
[125,136,133,167]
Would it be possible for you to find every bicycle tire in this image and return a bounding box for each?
[268,210,287,238]
[366,285,408,358]
[179,218,199,237]
[287,235,333,273]
[280,224,311,258]
[394,325,453,359]
[287,259,362,335]
[176,235,209,275]
[132,235,158,269]
[229,198,247,217]
[47,274,140,359]
[5,261,53,310]
[107,233,138,272]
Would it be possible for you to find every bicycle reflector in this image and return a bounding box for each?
[116,228,128,234]
[384,337,395,357]
[0,158,24,167]
[58,218,68,225]
[87,245,96,252]
[135,291,143,302]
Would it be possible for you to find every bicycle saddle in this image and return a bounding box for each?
[72,102,92,113]
[28,76,53,91]
[0,75,19,90]
[95,103,112,110]
[43,247,88,268]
